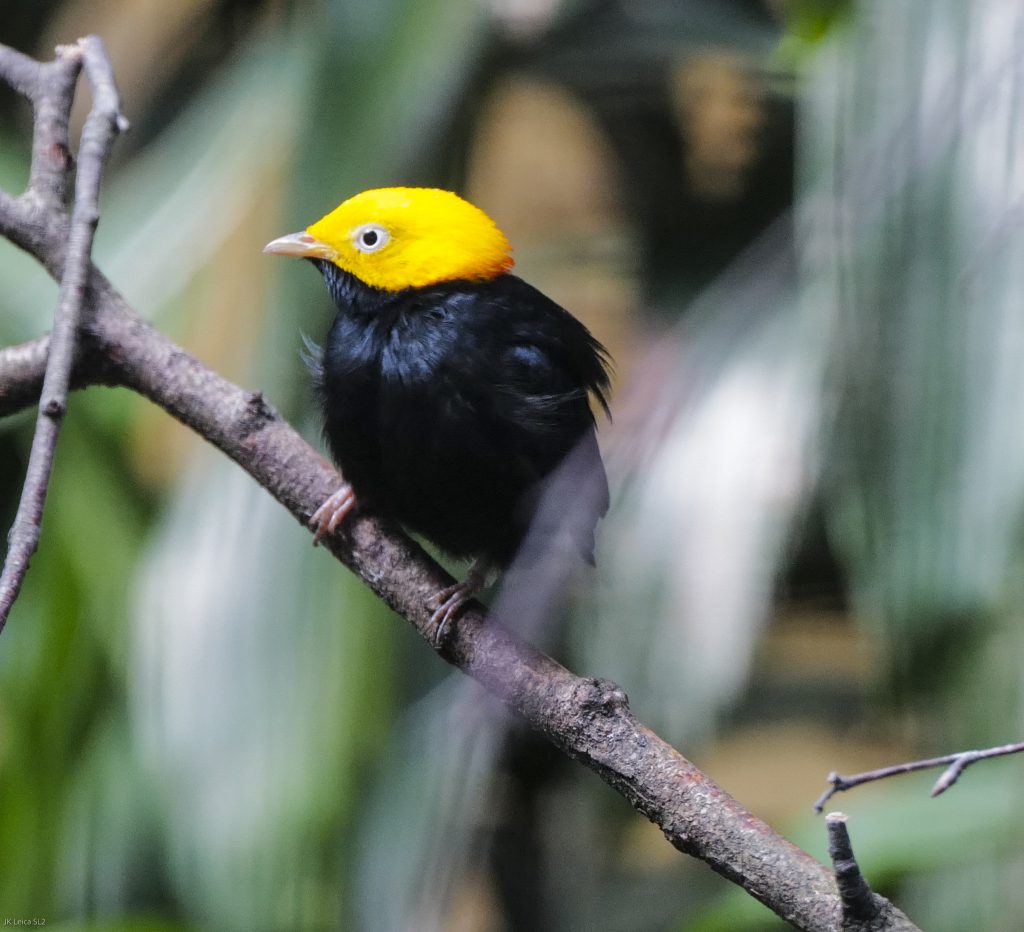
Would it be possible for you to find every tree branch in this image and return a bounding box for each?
[0,39,920,931]
[0,36,127,628]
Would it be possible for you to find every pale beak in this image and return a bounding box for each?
[263,231,337,261]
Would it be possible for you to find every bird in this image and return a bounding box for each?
[264,187,611,638]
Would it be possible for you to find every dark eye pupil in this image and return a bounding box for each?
[362,230,378,247]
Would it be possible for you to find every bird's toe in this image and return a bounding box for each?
[310,483,356,545]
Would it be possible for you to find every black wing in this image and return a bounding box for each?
[445,276,611,563]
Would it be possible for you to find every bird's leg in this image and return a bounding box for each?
[309,482,357,545]
[428,560,489,646]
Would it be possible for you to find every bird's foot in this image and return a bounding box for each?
[427,563,488,647]
[310,483,356,545]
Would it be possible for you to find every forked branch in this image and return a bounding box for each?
[814,740,1024,813]
[0,36,126,629]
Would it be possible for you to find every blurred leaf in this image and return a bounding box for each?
[576,222,823,746]
[353,679,503,932]
[774,0,854,66]
[804,0,1024,700]
[58,715,161,921]
[91,23,315,330]
[132,451,391,929]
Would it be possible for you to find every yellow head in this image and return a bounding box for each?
[263,187,514,292]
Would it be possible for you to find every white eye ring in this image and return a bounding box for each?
[353,223,390,254]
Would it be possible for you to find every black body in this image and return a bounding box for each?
[312,261,611,567]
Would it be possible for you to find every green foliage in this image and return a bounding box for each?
[775,0,855,65]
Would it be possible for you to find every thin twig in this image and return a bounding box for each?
[0,37,126,629]
[826,812,883,923]
[814,740,1024,812]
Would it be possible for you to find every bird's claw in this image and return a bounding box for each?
[428,580,476,647]
[427,563,488,647]
[310,483,356,545]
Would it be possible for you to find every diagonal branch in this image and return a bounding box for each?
[0,278,921,932]
[0,37,127,630]
[0,38,919,932]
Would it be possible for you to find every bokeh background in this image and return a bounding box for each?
[4,0,1024,929]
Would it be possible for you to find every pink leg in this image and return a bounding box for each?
[309,483,356,545]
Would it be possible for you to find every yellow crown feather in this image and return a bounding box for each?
[289,187,514,292]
